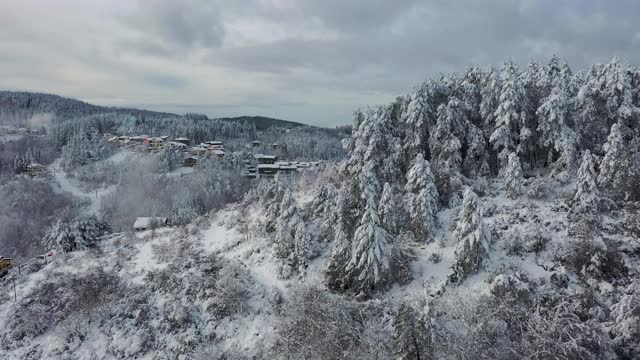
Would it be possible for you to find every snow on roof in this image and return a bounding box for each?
[275,161,290,166]
[206,141,223,145]
[167,141,187,147]
[213,149,225,155]
[133,217,167,229]
[27,163,44,168]
[191,146,207,151]
[253,154,277,159]
[257,164,280,169]
[174,137,190,141]
[108,136,119,141]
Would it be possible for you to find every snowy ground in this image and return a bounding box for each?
[1,177,635,359]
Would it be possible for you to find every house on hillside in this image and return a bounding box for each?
[129,135,148,143]
[184,156,198,167]
[252,141,261,147]
[149,137,166,149]
[211,149,225,159]
[174,137,190,146]
[254,154,278,164]
[205,141,224,148]
[166,141,188,150]
[257,164,279,176]
[133,217,168,231]
[189,146,207,156]
[0,257,12,277]
[26,163,47,177]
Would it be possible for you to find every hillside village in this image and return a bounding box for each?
[104,133,323,177]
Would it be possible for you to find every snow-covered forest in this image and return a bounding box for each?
[1,56,640,359]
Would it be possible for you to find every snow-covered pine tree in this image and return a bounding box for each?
[274,192,300,279]
[292,220,312,276]
[461,66,483,124]
[462,124,491,178]
[61,131,89,171]
[262,173,288,233]
[491,61,525,172]
[598,123,628,193]
[449,189,491,284]
[326,183,356,291]
[610,281,640,358]
[504,152,523,198]
[345,192,391,294]
[403,85,433,160]
[536,86,579,174]
[405,154,438,241]
[572,150,600,214]
[43,216,110,253]
[394,301,434,360]
[480,66,501,138]
[601,58,638,126]
[379,182,399,234]
[430,100,464,206]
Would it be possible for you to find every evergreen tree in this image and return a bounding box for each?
[405,154,438,241]
[61,131,89,171]
[462,124,491,178]
[43,216,110,253]
[345,193,391,294]
[378,182,399,234]
[394,301,434,360]
[536,86,579,173]
[598,123,627,193]
[274,192,300,279]
[430,100,464,206]
[449,189,491,284]
[404,86,433,159]
[461,66,483,124]
[504,152,523,198]
[491,61,525,171]
[326,184,355,291]
[480,66,501,138]
[572,150,600,214]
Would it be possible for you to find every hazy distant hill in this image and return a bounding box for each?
[217,115,308,130]
[0,91,309,129]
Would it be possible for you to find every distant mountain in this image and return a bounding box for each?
[216,115,309,130]
[0,91,179,121]
[0,91,310,129]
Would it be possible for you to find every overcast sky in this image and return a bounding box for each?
[1,0,639,126]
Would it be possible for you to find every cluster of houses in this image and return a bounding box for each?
[105,135,322,175]
[244,153,321,177]
[107,135,227,167]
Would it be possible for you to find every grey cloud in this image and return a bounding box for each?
[205,0,640,95]
[140,73,188,89]
[124,0,225,53]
